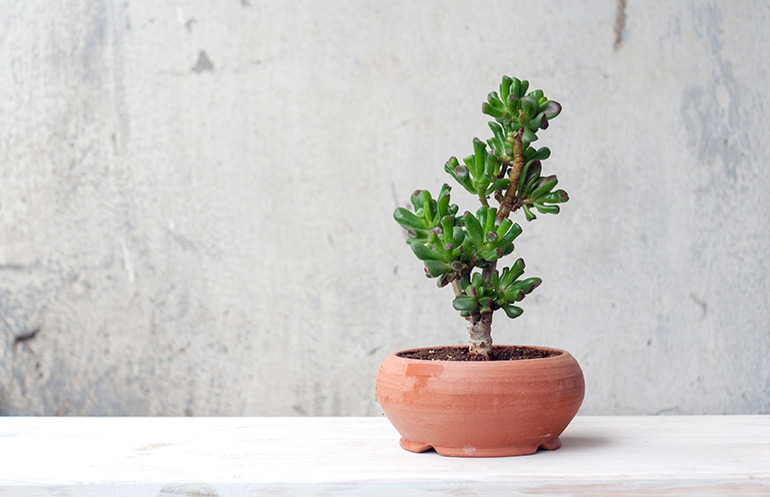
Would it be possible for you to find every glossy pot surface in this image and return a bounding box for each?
[375,345,585,457]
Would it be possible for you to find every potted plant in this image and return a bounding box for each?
[376,76,584,457]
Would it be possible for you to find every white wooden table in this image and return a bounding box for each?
[0,416,768,496]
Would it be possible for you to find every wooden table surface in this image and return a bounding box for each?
[0,416,768,496]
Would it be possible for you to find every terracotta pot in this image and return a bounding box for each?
[375,345,584,457]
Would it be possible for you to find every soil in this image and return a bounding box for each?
[397,345,560,362]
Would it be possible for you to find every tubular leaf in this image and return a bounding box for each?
[394,208,427,230]
[463,212,484,247]
[452,295,478,311]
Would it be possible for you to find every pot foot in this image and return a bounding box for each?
[432,445,539,457]
[399,438,433,453]
[403,438,563,457]
[539,437,561,451]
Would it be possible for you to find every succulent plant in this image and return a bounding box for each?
[394,76,567,360]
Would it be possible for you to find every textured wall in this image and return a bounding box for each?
[1,1,768,415]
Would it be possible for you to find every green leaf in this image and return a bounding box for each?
[406,229,429,241]
[500,76,513,102]
[410,242,444,261]
[422,194,435,222]
[529,175,558,200]
[542,189,569,204]
[437,184,452,216]
[501,258,526,287]
[542,100,562,119]
[482,102,504,119]
[410,190,431,213]
[517,159,540,196]
[487,178,509,194]
[394,208,426,230]
[511,277,542,294]
[496,218,513,236]
[479,205,495,234]
[487,92,504,110]
[490,269,500,288]
[485,150,501,177]
[498,222,522,245]
[452,226,465,247]
[522,127,538,143]
[499,243,515,258]
[452,295,478,311]
[538,113,549,130]
[463,212,484,247]
[503,305,524,319]
[523,175,541,198]
[440,216,455,243]
[510,78,521,98]
[472,138,487,175]
[424,259,451,278]
[523,204,537,221]
[520,95,537,116]
[524,147,551,160]
[480,248,501,262]
[534,203,560,215]
[487,122,507,156]
[503,287,525,302]
[445,157,477,194]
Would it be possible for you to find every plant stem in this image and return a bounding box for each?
[468,310,493,360]
[495,157,511,180]
[466,129,526,360]
[465,128,528,361]
[496,128,524,223]
[451,279,463,298]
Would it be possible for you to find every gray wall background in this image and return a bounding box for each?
[1,0,768,416]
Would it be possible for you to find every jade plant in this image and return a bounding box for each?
[394,76,567,360]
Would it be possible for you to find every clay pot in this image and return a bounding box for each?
[375,345,584,457]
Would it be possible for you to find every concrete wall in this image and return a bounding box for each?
[1,0,768,416]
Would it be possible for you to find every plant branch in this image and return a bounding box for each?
[451,279,463,298]
[481,263,495,283]
[496,128,524,223]
[495,157,510,180]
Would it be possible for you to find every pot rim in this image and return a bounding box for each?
[391,344,569,364]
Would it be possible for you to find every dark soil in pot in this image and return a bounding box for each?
[397,345,559,361]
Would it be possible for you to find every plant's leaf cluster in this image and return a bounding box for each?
[461,206,521,264]
[394,75,567,324]
[482,76,561,149]
[451,258,541,319]
[394,187,541,318]
[446,79,565,216]
[444,139,506,199]
[393,184,458,243]
[516,147,569,221]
